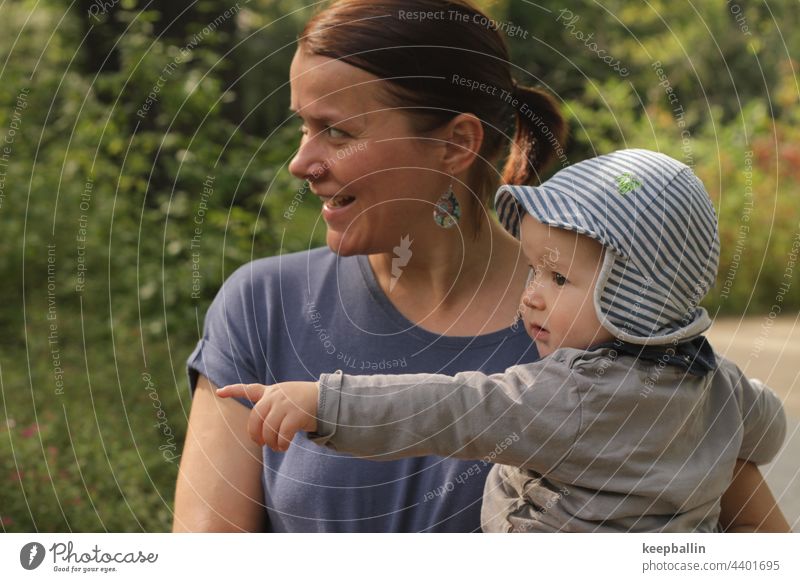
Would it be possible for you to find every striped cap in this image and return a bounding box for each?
[495,149,720,346]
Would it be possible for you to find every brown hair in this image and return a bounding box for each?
[299,0,567,229]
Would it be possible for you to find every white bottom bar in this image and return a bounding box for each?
[1,533,797,581]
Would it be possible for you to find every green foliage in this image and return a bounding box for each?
[0,408,175,532]
[0,0,312,531]
[1,0,798,531]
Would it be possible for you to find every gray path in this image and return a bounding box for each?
[762,417,800,531]
[706,316,800,530]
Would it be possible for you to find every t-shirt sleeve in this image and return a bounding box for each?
[312,352,585,474]
[735,372,787,465]
[713,356,787,464]
[186,265,263,409]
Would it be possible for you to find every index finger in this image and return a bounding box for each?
[216,383,266,402]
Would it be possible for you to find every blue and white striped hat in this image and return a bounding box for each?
[495,149,720,346]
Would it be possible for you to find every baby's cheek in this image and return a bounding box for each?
[534,340,552,357]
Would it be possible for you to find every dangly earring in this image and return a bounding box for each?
[433,181,461,229]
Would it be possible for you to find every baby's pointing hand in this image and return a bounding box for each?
[216,382,320,452]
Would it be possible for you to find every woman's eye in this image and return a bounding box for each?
[326,126,348,139]
[553,272,567,286]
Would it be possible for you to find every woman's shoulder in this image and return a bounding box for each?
[202,247,349,328]
[223,246,339,290]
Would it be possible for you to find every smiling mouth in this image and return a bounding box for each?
[321,195,355,208]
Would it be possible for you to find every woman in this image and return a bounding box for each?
[173,0,788,532]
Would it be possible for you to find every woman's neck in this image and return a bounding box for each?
[367,218,528,334]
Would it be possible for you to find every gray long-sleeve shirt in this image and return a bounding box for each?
[311,346,786,532]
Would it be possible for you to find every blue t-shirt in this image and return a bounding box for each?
[186,247,539,532]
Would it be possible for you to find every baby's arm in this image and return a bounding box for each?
[217,362,582,470]
[308,360,585,473]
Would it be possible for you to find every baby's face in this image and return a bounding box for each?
[519,215,614,357]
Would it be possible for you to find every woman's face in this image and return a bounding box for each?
[288,49,449,256]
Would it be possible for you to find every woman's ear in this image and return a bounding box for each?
[441,113,484,175]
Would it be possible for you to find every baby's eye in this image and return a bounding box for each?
[553,272,567,286]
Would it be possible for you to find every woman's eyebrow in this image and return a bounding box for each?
[287,107,344,125]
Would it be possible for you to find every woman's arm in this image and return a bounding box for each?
[173,374,267,532]
[718,460,790,532]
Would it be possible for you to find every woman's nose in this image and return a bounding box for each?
[288,136,327,181]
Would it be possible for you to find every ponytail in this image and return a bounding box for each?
[501,83,568,186]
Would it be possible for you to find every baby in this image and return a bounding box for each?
[218,149,786,532]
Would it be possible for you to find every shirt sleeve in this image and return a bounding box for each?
[185,265,263,408]
[311,353,586,475]
[729,363,787,464]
